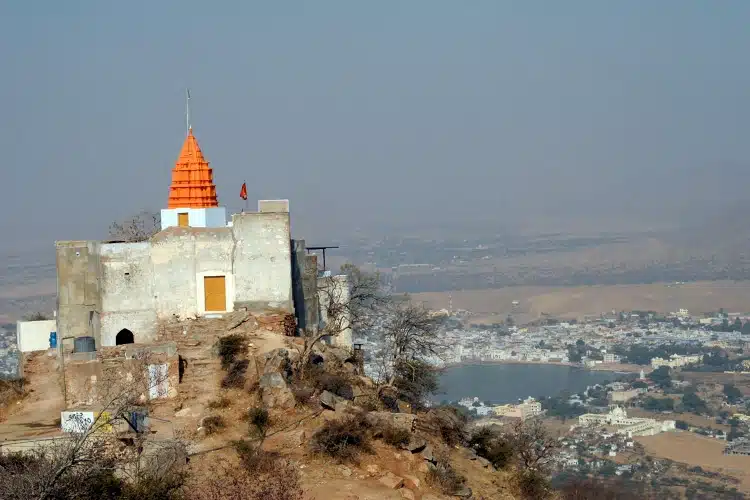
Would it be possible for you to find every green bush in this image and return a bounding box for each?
[469,427,514,469]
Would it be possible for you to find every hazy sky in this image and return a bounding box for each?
[2,1,750,250]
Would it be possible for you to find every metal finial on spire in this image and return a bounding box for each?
[186,88,191,135]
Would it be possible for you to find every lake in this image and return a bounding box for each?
[436,363,621,404]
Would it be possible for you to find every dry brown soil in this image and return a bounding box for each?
[413,280,750,323]
[637,431,750,492]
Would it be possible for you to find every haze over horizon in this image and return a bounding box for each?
[2,1,750,252]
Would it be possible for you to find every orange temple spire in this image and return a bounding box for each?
[167,128,219,209]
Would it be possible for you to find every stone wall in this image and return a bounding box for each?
[100,242,156,346]
[303,254,320,332]
[0,323,21,380]
[56,241,102,348]
[232,212,293,312]
[64,343,178,408]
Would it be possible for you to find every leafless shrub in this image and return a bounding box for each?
[108,211,161,242]
[217,334,246,369]
[380,425,411,447]
[246,407,271,441]
[426,457,466,496]
[207,396,231,409]
[0,379,25,407]
[23,311,50,321]
[558,478,644,499]
[0,353,182,500]
[517,470,552,500]
[221,360,249,388]
[290,383,314,405]
[295,265,387,379]
[187,456,303,500]
[310,413,372,463]
[202,416,225,435]
[425,406,468,447]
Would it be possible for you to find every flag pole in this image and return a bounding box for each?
[244,180,248,212]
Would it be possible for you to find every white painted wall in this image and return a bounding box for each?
[16,319,56,352]
[160,207,227,230]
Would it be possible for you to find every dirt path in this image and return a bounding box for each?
[0,351,64,442]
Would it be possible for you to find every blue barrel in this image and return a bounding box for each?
[49,332,57,349]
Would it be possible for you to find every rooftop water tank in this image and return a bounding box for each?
[73,336,96,353]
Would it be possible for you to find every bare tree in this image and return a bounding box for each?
[295,264,387,379]
[108,210,161,242]
[375,299,444,406]
[23,311,51,321]
[0,351,180,500]
[508,419,561,473]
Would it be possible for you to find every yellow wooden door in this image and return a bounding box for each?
[204,276,226,312]
[178,213,189,227]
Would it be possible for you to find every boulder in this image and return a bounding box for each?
[260,372,295,409]
[262,349,292,377]
[421,444,435,463]
[454,486,472,498]
[320,390,345,411]
[242,355,260,388]
[402,437,427,453]
[365,412,417,433]
[174,407,199,418]
[378,472,404,490]
[403,474,421,490]
[399,489,415,500]
[476,456,491,468]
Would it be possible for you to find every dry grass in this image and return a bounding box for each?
[413,280,750,323]
[636,431,750,492]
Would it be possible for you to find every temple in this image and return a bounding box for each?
[162,128,226,229]
[53,126,342,350]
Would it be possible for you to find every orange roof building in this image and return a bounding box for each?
[160,129,227,230]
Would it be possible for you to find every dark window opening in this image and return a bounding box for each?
[116,328,134,345]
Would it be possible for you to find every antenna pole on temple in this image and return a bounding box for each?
[186,88,191,135]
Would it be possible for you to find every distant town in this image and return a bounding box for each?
[356,304,750,497]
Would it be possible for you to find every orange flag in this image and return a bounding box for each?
[240,182,248,200]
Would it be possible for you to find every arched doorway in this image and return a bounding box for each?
[116,328,134,345]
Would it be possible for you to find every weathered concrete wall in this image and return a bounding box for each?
[100,242,156,346]
[232,212,293,311]
[64,343,178,408]
[16,319,56,352]
[151,227,234,319]
[0,324,21,379]
[57,214,296,342]
[291,239,306,331]
[303,254,320,333]
[56,241,102,348]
